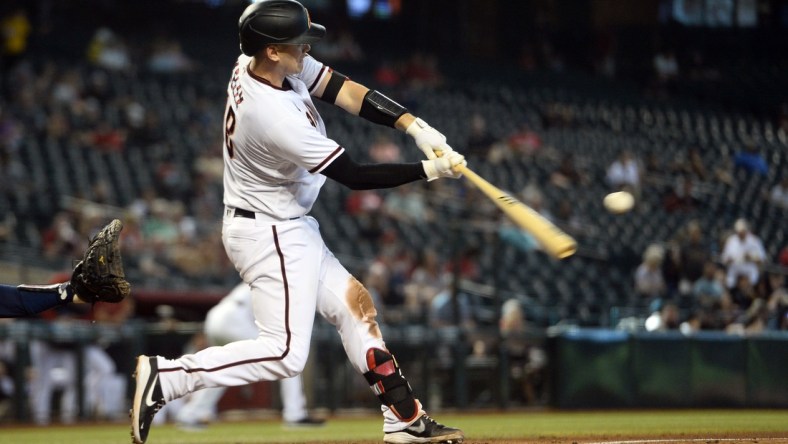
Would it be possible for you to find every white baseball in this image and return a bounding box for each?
[603,191,635,214]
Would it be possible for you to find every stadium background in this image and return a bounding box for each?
[0,0,787,427]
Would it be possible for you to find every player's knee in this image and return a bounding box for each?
[280,354,307,378]
[363,348,419,422]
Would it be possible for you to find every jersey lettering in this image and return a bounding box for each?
[225,103,236,158]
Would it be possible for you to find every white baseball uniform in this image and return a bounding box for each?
[154,54,423,432]
[175,282,311,424]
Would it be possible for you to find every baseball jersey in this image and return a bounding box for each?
[222,54,343,219]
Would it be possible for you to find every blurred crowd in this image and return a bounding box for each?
[1,3,786,327]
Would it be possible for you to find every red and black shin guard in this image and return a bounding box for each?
[363,348,419,422]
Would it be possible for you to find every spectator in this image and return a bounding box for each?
[310,29,363,62]
[50,69,82,106]
[367,133,401,163]
[733,142,768,176]
[663,174,702,213]
[428,277,475,329]
[498,217,540,253]
[764,273,788,330]
[88,121,126,152]
[653,49,679,83]
[780,245,788,269]
[373,60,401,88]
[465,114,496,161]
[499,299,547,405]
[147,38,194,73]
[692,261,727,312]
[0,5,31,92]
[635,244,667,306]
[363,261,391,318]
[0,348,12,421]
[768,176,788,210]
[41,211,81,261]
[403,52,443,89]
[721,218,766,289]
[687,148,709,181]
[445,245,482,282]
[645,301,680,331]
[606,150,641,192]
[729,272,759,312]
[86,27,132,71]
[553,198,593,237]
[382,183,433,224]
[405,248,446,320]
[373,245,411,311]
[727,273,769,334]
[550,153,586,189]
[713,151,735,186]
[345,189,384,242]
[506,123,542,156]
[675,220,711,293]
[0,149,30,202]
[520,183,552,221]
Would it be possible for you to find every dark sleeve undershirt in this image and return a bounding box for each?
[322,151,426,190]
[0,284,66,318]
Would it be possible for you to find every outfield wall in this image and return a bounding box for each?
[2,321,787,423]
[550,329,788,408]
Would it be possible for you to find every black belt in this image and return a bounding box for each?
[234,208,256,219]
[234,208,300,220]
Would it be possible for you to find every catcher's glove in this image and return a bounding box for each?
[71,219,131,303]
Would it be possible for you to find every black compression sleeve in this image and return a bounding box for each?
[322,151,425,190]
[318,71,347,104]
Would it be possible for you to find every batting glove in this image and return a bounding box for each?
[406,117,454,160]
[422,151,466,181]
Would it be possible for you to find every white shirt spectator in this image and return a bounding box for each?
[606,152,641,189]
[721,220,766,288]
[769,178,788,209]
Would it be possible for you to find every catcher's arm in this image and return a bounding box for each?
[13,219,130,314]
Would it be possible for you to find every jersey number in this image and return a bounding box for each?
[225,104,236,158]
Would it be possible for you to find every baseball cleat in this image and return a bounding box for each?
[283,416,326,428]
[383,414,464,443]
[130,355,165,444]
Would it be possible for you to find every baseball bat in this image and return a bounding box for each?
[455,164,577,259]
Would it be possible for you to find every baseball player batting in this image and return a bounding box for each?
[131,1,465,443]
[175,282,323,428]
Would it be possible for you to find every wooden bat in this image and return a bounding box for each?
[455,164,577,259]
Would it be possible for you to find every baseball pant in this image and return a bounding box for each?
[156,215,423,432]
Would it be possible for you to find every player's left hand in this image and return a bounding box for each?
[422,151,466,181]
[406,117,454,160]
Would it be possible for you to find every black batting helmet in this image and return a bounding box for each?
[239,0,326,56]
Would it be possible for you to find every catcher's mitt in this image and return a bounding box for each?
[71,218,131,303]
